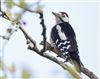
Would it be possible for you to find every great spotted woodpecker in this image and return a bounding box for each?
[50,12,81,73]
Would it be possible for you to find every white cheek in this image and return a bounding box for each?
[63,17,69,22]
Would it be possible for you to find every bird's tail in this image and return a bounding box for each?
[68,52,82,73]
[57,51,82,73]
[71,58,81,73]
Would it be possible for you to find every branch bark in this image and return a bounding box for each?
[81,67,98,79]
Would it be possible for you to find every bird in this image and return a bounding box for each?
[50,11,82,73]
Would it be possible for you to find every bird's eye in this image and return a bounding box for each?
[62,15,65,17]
[62,14,66,17]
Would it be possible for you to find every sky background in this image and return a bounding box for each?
[0,0,99,78]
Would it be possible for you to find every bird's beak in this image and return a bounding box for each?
[52,12,58,17]
[52,12,64,22]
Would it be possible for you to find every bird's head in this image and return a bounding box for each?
[52,11,69,24]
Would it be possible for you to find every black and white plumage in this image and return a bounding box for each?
[50,12,81,73]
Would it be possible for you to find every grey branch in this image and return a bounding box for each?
[81,67,98,79]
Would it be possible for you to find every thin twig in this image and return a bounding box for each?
[13,1,40,14]
[39,12,47,53]
[0,0,1,11]
[0,35,9,40]
[19,26,39,53]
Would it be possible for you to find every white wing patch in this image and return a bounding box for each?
[67,45,71,49]
[56,25,67,40]
[58,41,67,48]
[56,39,59,44]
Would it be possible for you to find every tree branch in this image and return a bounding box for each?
[19,26,39,53]
[81,67,98,79]
[39,12,47,53]
[0,0,1,11]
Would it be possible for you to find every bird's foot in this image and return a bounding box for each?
[64,54,70,63]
